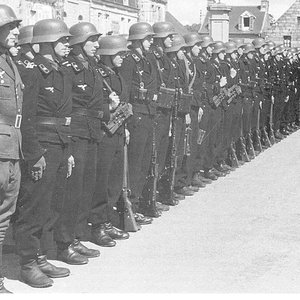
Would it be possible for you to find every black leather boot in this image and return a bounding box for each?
[72,239,100,258]
[90,224,116,247]
[104,223,129,240]
[57,244,89,265]
[37,255,70,278]
[20,259,53,288]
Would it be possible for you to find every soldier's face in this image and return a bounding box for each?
[218,51,225,60]
[142,36,153,51]
[163,35,173,48]
[176,49,185,60]
[83,35,99,57]
[206,46,212,55]
[237,47,243,56]
[0,22,19,49]
[54,37,70,58]
[247,52,253,59]
[112,52,124,67]
[191,44,200,57]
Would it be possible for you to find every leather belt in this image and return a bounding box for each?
[0,114,22,128]
[36,116,71,126]
[72,107,103,119]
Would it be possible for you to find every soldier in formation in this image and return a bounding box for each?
[1,4,300,292]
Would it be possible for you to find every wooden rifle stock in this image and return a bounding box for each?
[140,127,161,218]
[119,132,141,232]
[183,124,192,156]
[158,90,178,206]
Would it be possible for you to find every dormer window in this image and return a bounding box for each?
[239,11,256,31]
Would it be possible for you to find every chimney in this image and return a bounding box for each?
[207,0,216,8]
[260,0,269,12]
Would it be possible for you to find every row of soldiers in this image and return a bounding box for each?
[1,4,300,292]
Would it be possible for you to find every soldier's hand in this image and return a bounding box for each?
[198,107,204,122]
[271,95,275,104]
[185,113,191,125]
[67,155,75,178]
[285,96,289,103]
[109,92,120,111]
[230,68,237,78]
[31,156,46,182]
[220,76,227,87]
[125,128,130,145]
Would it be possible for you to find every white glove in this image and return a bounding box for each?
[220,76,227,87]
[284,96,289,103]
[271,95,275,104]
[230,68,237,79]
[185,113,191,125]
[67,155,75,178]
[198,107,204,123]
[109,92,120,111]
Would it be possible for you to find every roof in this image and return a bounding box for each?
[199,5,269,36]
[165,11,189,36]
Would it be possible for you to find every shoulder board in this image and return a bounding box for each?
[199,56,206,63]
[132,53,140,62]
[38,64,50,74]
[70,61,82,72]
[61,60,72,67]
[98,67,109,77]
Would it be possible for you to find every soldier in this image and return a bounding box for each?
[119,22,157,225]
[53,22,104,262]
[150,21,182,209]
[252,38,271,151]
[239,43,257,159]
[0,4,22,293]
[182,32,209,188]
[89,35,131,246]
[14,19,73,288]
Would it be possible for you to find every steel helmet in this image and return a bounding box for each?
[224,41,237,54]
[230,38,245,48]
[183,32,202,47]
[127,22,154,41]
[243,43,255,53]
[97,35,128,55]
[153,22,176,38]
[69,22,101,46]
[266,40,275,50]
[252,37,267,49]
[31,19,71,44]
[212,41,225,54]
[201,36,214,48]
[18,25,34,45]
[165,35,187,53]
[0,5,21,28]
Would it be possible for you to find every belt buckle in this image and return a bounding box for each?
[65,117,71,126]
[15,114,22,129]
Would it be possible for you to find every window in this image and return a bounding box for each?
[297,16,300,25]
[243,17,250,27]
[78,15,83,21]
[283,35,291,47]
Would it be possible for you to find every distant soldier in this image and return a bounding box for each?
[119,22,157,225]
[0,4,22,294]
[14,19,73,288]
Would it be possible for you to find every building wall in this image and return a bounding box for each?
[266,0,300,47]
[64,0,138,35]
[138,0,167,24]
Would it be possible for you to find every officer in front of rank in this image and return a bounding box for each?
[14,19,73,288]
[0,4,22,294]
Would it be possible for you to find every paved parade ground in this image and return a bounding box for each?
[3,130,300,293]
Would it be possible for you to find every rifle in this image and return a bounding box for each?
[158,89,179,206]
[140,127,161,218]
[183,123,192,156]
[211,87,228,108]
[269,92,276,144]
[118,129,141,232]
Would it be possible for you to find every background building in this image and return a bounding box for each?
[199,0,272,43]
[137,0,167,24]
[265,0,300,47]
